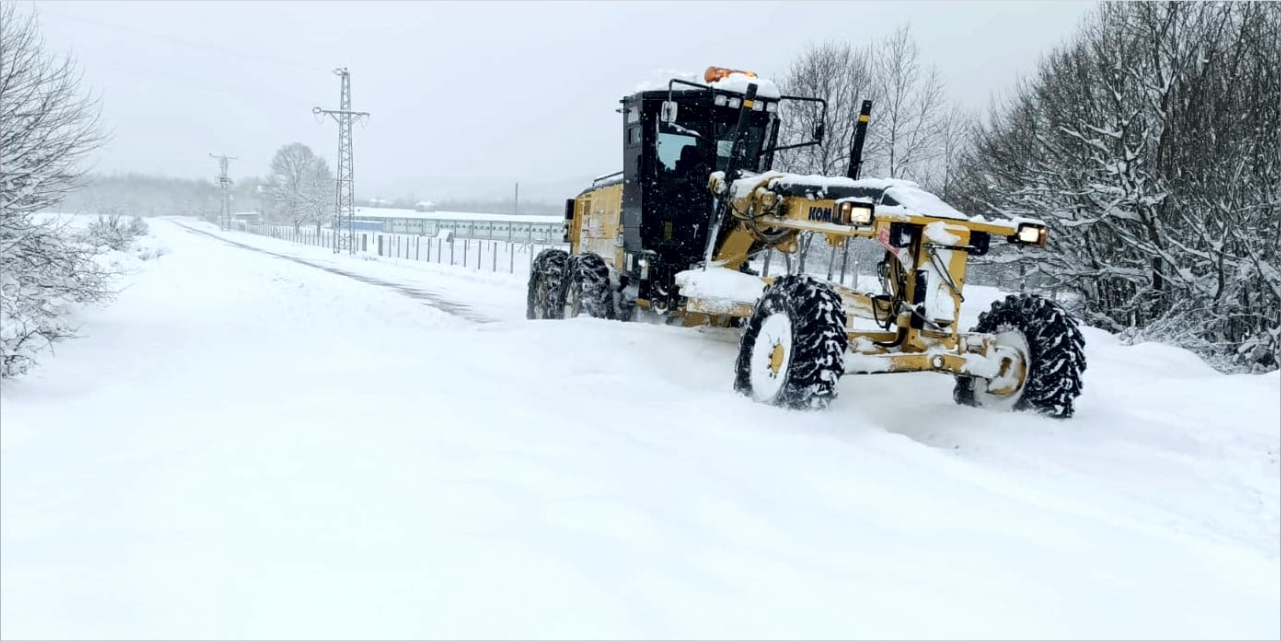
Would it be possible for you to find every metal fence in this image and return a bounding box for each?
[232,222,1029,293]
[233,222,567,275]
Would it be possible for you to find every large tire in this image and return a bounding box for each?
[954,293,1086,419]
[558,252,615,320]
[527,248,569,319]
[734,275,847,410]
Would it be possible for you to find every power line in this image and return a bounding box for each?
[314,68,369,255]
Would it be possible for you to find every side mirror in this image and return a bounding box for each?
[813,123,826,141]
[660,101,679,124]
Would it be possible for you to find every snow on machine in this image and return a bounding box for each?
[528,66,1086,418]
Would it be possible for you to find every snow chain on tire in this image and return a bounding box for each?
[527,248,569,320]
[954,293,1087,419]
[558,252,615,320]
[735,275,848,410]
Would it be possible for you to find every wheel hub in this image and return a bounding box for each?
[749,312,793,402]
[982,328,1030,399]
[768,343,785,375]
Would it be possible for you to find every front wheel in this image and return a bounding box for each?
[734,275,847,410]
[954,293,1086,418]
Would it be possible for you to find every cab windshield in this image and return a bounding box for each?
[657,102,775,176]
[712,121,770,173]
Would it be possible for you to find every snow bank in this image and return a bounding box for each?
[90,234,171,275]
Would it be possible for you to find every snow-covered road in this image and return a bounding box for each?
[2,218,1277,640]
[173,222,502,323]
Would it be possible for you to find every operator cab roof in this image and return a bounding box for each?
[629,66,783,101]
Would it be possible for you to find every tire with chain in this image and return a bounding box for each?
[558,252,615,320]
[734,275,847,410]
[954,293,1087,419]
[527,248,569,320]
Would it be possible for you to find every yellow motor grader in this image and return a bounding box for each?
[528,67,1085,418]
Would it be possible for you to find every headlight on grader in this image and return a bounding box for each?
[1010,222,1048,247]
[837,201,875,226]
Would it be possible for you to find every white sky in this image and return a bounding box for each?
[32,0,1098,203]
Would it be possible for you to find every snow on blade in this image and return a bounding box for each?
[675,266,765,304]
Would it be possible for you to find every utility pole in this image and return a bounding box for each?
[514,182,519,216]
[313,67,370,254]
[209,153,237,231]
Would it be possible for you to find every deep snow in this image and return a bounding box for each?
[1,217,1277,640]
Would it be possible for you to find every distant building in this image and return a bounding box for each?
[350,206,562,240]
[231,211,263,224]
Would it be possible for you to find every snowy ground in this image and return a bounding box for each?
[2,217,1277,640]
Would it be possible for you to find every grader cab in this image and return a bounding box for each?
[528,66,1086,419]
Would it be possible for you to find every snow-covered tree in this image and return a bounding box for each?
[0,4,116,378]
[954,1,1280,371]
[265,143,333,231]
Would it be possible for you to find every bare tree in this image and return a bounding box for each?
[265,143,333,232]
[776,40,876,176]
[867,25,947,182]
[776,30,967,277]
[932,102,974,201]
[0,4,103,217]
[0,4,114,378]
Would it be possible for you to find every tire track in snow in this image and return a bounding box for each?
[173,221,498,324]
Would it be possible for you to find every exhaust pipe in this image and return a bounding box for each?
[846,100,872,180]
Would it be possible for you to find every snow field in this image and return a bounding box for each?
[1,217,1276,640]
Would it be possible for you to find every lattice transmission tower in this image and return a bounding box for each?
[314,68,370,254]
[209,153,236,231]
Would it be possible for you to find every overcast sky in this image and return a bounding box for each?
[32,0,1098,203]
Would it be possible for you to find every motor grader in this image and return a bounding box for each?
[528,66,1085,418]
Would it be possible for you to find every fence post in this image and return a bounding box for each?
[416,238,421,261]
[378,235,383,256]
[492,241,497,272]
[450,239,456,265]
[396,235,401,258]
[509,240,515,273]
[463,239,469,269]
